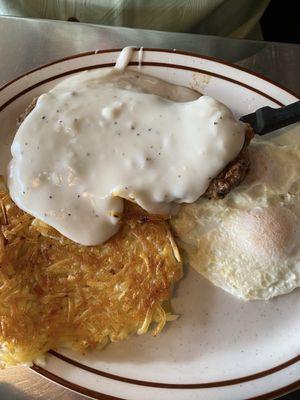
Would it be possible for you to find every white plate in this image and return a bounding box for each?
[0,48,299,400]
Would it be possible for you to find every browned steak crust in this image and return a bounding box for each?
[203,125,254,199]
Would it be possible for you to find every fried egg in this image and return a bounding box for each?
[171,142,300,300]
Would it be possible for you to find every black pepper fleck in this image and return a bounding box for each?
[148,128,152,132]
[214,122,218,125]
[114,121,118,125]
[122,152,125,156]
[137,133,140,136]
[59,120,62,123]
[68,213,71,216]
[131,126,135,130]
[49,195,53,199]
[56,109,60,113]
[22,191,25,195]
[77,194,80,198]
[146,157,151,161]
[42,116,46,120]
[25,142,28,146]
[86,152,91,156]
[158,152,161,156]
[178,175,181,178]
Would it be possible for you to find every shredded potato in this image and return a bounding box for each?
[0,180,182,366]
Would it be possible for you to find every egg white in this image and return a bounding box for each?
[171,142,300,300]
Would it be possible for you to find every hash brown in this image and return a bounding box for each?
[0,180,182,366]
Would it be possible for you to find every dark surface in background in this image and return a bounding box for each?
[282,392,300,400]
[261,0,300,44]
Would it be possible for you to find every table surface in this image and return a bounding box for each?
[0,15,299,400]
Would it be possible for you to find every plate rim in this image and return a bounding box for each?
[1,47,299,400]
[47,349,300,389]
[0,61,289,113]
[31,364,300,400]
[0,47,299,101]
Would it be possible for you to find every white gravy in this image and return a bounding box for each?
[114,46,136,71]
[8,50,246,246]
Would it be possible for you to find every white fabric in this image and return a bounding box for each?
[0,0,270,38]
